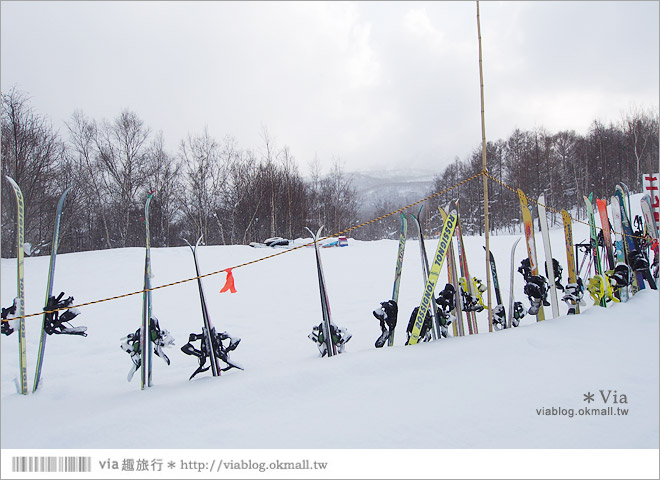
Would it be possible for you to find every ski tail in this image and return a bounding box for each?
[408,208,458,345]
[185,236,221,376]
[33,186,74,393]
[141,192,156,389]
[5,176,28,395]
[410,206,441,340]
[440,205,464,336]
[508,237,522,327]
[388,212,408,346]
[483,246,505,327]
[451,200,479,333]
[484,246,506,330]
[306,226,336,357]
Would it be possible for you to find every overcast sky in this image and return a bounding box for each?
[1,1,658,176]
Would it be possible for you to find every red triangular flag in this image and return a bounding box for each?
[220,268,237,293]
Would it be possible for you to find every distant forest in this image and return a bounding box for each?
[2,87,658,257]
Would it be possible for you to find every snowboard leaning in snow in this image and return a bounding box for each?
[4,176,28,395]
[610,195,631,302]
[584,194,609,307]
[616,185,643,292]
[407,208,458,346]
[561,209,584,313]
[640,194,659,280]
[596,198,616,272]
[615,185,656,290]
[517,189,545,320]
[537,194,560,317]
[388,212,407,346]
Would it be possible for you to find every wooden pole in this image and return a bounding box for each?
[476,1,493,332]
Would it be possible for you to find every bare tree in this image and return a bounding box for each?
[1,88,66,257]
[66,109,113,250]
[179,128,224,242]
[622,106,658,190]
[318,158,359,235]
[144,132,182,246]
[94,109,151,247]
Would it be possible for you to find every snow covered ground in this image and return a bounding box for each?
[1,196,659,478]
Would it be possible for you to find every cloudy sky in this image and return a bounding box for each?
[1,1,658,176]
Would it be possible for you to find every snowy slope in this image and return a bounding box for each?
[1,195,659,477]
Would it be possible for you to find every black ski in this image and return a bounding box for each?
[484,247,506,330]
[185,236,221,375]
[306,226,337,357]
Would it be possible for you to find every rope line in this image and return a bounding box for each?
[2,171,651,322]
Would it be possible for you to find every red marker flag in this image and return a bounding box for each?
[220,268,237,293]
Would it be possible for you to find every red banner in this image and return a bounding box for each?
[643,173,660,224]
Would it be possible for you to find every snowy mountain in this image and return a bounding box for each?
[347,169,436,215]
[1,194,658,479]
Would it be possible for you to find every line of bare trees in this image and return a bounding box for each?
[427,109,659,236]
[2,87,658,256]
[1,88,359,257]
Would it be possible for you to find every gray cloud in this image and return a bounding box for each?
[2,1,657,176]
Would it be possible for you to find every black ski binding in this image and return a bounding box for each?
[461,289,484,312]
[181,328,242,380]
[492,304,506,330]
[44,292,87,336]
[309,323,352,356]
[436,284,456,313]
[562,278,585,314]
[518,258,532,282]
[524,275,550,315]
[121,316,175,381]
[405,306,433,345]
[1,299,17,336]
[546,258,565,291]
[435,284,455,337]
[373,299,398,348]
[511,301,526,327]
[608,264,631,289]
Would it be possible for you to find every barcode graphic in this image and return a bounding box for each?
[11,456,92,473]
